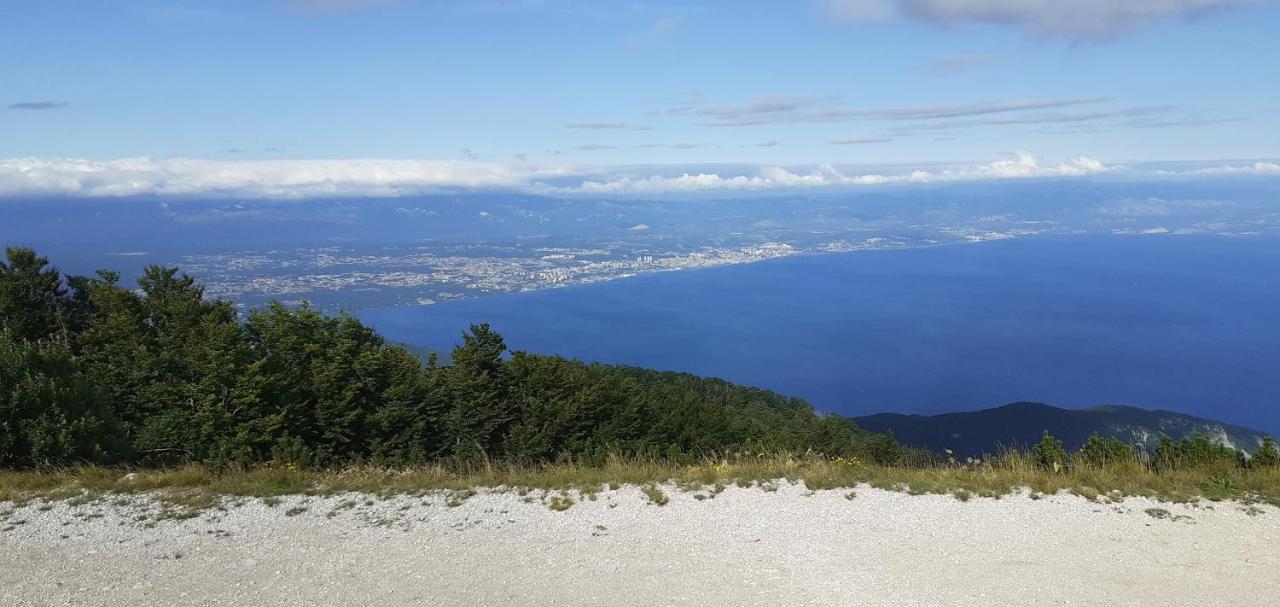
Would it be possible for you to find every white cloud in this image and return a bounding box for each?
[20,153,1276,200]
[916,152,1112,180]
[1186,161,1280,175]
[0,157,574,199]
[555,153,1115,195]
[826,0,1275,37]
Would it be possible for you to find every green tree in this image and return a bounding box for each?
[1251,437,1279,468]
[863,428,903,465]
[1033,430,1067,471]
[1077,432,1135,468]
[241,302,427,464]
[503,353,619,460]
[0,247,907,469]
[441,324,515,459]
[1153,434,1241,470]
[366,361,447,465]
[0,247,71,343]
[0,331,125,465]
[73,266,253,462]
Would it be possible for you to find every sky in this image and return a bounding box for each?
[2,0,1279,197]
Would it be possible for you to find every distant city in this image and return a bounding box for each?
[184,233,1000,312]
[3,178,1277,313]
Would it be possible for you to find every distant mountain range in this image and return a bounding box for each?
[853,402,1273,458]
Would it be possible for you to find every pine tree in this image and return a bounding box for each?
[0,247,71,342]
[442,323,514,459]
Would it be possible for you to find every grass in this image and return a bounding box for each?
[444,489,476,508]
[1,452,1277,515]
[545,494,575,511]
[641,484,668,506]
[326,499,358,518]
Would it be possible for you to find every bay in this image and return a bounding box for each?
[358,234,1280,434]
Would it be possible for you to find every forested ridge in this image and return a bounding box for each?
[0,247,897,468]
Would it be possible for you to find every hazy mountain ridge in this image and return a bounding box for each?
[853,402,1273,458]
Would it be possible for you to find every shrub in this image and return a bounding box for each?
[1154,434,1241,470]
[1076,432,1136,468]
[641,484,668,506]
[863,430,903,466]
[1251,437,1280,468]
[546,494,574,511]
[1032,431,1067,472]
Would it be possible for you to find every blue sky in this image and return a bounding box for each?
[2,0,1279,197]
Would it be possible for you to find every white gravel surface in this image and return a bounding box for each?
[2,482,1278,606]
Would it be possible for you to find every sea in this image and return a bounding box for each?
[358,234,1280,435]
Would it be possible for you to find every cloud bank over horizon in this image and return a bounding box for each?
[562,154,1115,195]
[0,154,1273,200]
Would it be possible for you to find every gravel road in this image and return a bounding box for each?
[2,483,1277,606]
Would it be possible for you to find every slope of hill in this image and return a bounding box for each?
[853,402,1273,458]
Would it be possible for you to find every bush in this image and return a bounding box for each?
[1076,432,1136,468]
[1251,437,1280,468]
[1032,431,1067,472]
[1153,434,1242,470]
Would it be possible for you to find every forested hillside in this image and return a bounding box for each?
[856,402,1273,459]
[0,247,896,468]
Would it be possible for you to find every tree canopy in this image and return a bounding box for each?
[0,246,891,468]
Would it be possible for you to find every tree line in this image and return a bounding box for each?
[1032,430,1279,471]
[0,247,899,468]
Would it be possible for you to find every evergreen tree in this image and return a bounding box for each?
[0,247,902,469]
[0,331,125,465]
[442,324,514,459]
[73,266,253,461]
[503,352,631,460]
[241,302,426,464]
[0,247,71,343]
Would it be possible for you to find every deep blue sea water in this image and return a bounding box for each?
[358,235,1280,435]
